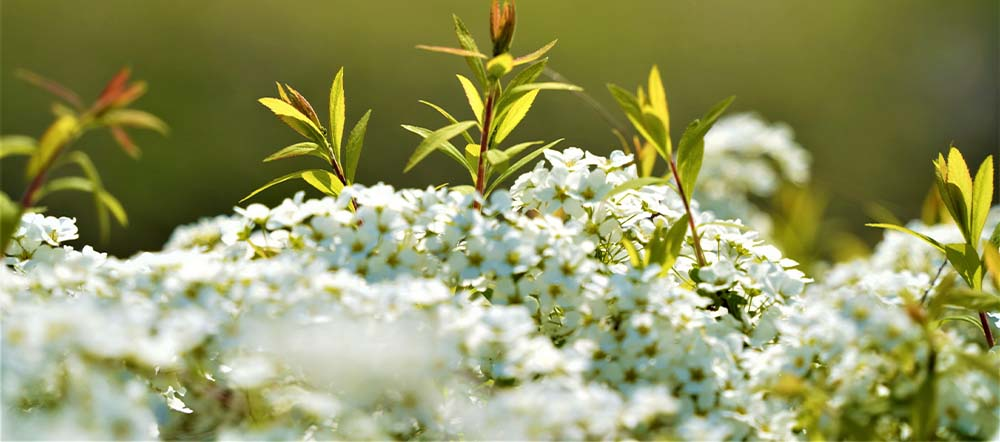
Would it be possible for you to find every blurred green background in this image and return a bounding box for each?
[2,0,998,257]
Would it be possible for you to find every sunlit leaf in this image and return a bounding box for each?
[621,237,642,268]
[27,114,78,179]
[36,176,93,200]
[258,97,325,144]
[970,155,993,243]
[493,90,538,144]
[486,138,562,195]
[944,242,984,289]
[452,14,490,87]
[513,39,557,66]
[928,288,1000,316]
[641,108,669,157]
[676,96,734,201]
[457,75,484,123]
[502,140,543,158]
[419,100,477,145]
[262,142,328,163]
[647,65,669,126]
[100,109,169,134]
[241,170,316,203]
[507,82,581,95]
[404,121,477,172]
[300,169,344,197]
[0,135,37,160]
[283,84,322,130]
[415,45,488,59]
[866,223,945,253]
[344,109,372,183]
[329,68,346,158]
[0,192,22,253]
[401,124,475,176]
[659,214,690,275]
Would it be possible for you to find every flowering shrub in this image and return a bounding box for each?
[2,1,998,440]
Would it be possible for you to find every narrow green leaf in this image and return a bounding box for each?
[457,75,484,123]
[641,108,670,157]
[513,40,558,66]
[100,109,169,134]
[493,90,538,144]
[910,352,937,442]
[675,96,735,198]
[415,45,487,59]
[608,84,657,155]
[98,191,128,227]
[452,14,490,87]
[944,242,984,289]
[486,139,562,195]
[402,123,477,175]
[502,140,543,158]
[621,237,642,268]
[258,98,325,144]
[659,214,690,275]
[970,155,993,242]
[241,170,311,203]
[418,100,477,145]
[866,223,945,253]
[300,169,344,197]
[0,191,22,252]
[604,177,672,201]
[58,150,114,237]
[36,176,92,200]
[507,82,582,94]
[329,68,346,159]
[263,142,327,163]
[506,59,548,91]
[929,288,1000,315]
[646,221,669,266]
[344,110,372,183]
[27,114,78,179]
[0,135,37,160]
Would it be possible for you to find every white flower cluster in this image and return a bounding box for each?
[2,146,998,440]
[699,113,811,233]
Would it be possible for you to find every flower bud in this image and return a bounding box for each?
[490,0,516,56]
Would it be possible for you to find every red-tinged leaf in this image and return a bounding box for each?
[16,70,84,110]
[93,67,132,112]
[108,81,147,109]
[415,45,487,59]
[283,84,323,129]
[110,126,140,158]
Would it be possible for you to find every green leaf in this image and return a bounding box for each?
[415,45,487,59]
[506,59,548,92]
[452,14,490,88]
[866,223,945,253]
[402,123,476,175]
[647,65,669,126]
[493,90,538,144]
[507,82,582,94]
[910,352,937,442]
[36,176,93,200]
[604,177,672,201]
[944,242,984,289]
[258,98,325,144]
[344,109,371,183]
[608,84,657,155]
[621,237,642,268]
[329,68,346,159]
[485,139,562,195]
[641,108,670,158]
[263,142,328,163]
[57,150,120,238]
[502,140,543,158]
[27,114,78,179]
[645,221,669,267]
[928,288,1000,316]
[676,96,735,201]
[300,169,344,197]
[970,155,993,243]
[0,135,37,160]
[513,40,558,66]
[100,109,169,134]
[241,170,315,203]
[659,214,690,275]
[418,100,476,145]
[456,75,484,123]
[98,191,127,227]
[0,191,23,253]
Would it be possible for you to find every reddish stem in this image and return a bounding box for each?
[978,311,995,348]
[668,158,706,266]
[474,87,498,210]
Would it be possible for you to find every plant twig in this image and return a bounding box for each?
[474,85,498,210]
[667,158,706,266]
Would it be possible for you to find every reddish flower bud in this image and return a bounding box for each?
[490,0,516,56]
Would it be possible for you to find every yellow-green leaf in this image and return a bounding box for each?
[241,170,315,203]
[0,135,37,160]
[403,122,477,173]
[27,114,79,179]
[621,237,642,268]
[486,139,562,195]
[100,109,169,134]
[647,65,669,128]
[457,75,484,123]
[329,68,346,158]
[300,169,344,197]
[493,90,538,144]
[415,45,487,59]
[513,39,557,66]
[866,223,945,253]
[452,14,489,87]
[98,190,128,227]
[258,98,325,144]
[659,214,690,275]
[263,142,328,163]
[419,100,477,145]
[970,155,993,242]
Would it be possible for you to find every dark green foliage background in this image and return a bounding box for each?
[1,0,997,257]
